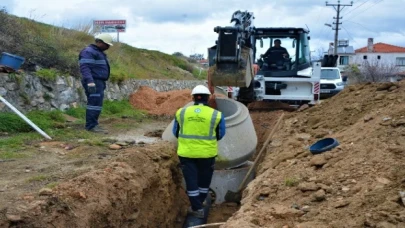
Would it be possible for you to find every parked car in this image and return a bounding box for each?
[320,67,347,98]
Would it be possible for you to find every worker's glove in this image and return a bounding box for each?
[87,83,96,94]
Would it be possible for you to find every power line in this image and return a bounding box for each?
[325,1,354,55]
[318,18,334,37]
[341,25,359,46]
[312,7,323,36]
[316,16,336,48]
[344,0,383,21]
[343,20,375,33]
[341,0,370,17]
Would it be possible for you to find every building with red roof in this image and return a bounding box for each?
[353,38,405,69]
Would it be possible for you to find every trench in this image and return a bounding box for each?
[2,143,244,228]
[1,98,275,228]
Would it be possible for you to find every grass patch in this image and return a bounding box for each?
[65,106,86,119]
[45,182,59,189]
[65,151,86,159]
[102,99,145,119]
[192,68,208,80]
[35,68,59,80]
[7,73,23,85]
[45,127,91,141]
[285,177,299,187]
[0,98,146,151]
[0,150,31,159]
[0,133,41,152]
[84,139,106,147]
[65,99,145,120]
[111,122,140,130]
[26,175,49,182]
[0,110,66,133]
[0,9,203,81]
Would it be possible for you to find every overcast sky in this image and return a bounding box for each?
[3,0,405,58]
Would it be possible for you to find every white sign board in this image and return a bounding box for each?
[93,20,126,33]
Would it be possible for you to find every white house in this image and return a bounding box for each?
[353,38,405,72]
[326,39,355,72]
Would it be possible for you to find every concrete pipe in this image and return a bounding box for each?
[162,97,257,170]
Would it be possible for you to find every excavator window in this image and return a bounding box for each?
[254,32,311,72]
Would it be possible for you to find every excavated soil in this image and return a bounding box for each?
[2,81,405,228]
[0,141,189,228]
[129,86,192,116]
[222,81,405,228]
[128,85,228,117]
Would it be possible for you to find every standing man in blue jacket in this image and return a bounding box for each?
[172,85,226,218]
[78,33,113,133]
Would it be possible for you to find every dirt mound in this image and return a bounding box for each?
[222,81,405,227]
[0,142,188,228]
[129,86,192,116]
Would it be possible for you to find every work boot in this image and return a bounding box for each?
[88,125,108,134]
[187,207,204,219]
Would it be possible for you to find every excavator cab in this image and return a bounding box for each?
[254,28,312,76]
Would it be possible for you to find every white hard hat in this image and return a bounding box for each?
[95,33,113,46]
[191,85,211,95]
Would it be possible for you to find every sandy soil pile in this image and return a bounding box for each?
[0,142,189,228]
[222,81,405,227]
[129,86,229,117]
[129,86,192,116]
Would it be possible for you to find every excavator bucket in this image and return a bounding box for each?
[207,31,255,88]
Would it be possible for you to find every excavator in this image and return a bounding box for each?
[207,10,326,110]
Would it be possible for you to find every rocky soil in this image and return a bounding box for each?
[222,81,405,228]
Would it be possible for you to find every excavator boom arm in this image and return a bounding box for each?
[208,10,255,88]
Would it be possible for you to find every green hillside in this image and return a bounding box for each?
[0,8,207,82]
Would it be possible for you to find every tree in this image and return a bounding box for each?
[360,60,400,82]
[345,60,400,83]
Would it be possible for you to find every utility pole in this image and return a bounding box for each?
[325,1,353,55]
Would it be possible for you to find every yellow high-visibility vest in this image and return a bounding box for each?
[175,104,222,158]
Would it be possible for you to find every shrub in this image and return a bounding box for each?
[285,177,299,187]
[35,68,59,80]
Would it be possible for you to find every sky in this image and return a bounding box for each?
[3,0,405,58]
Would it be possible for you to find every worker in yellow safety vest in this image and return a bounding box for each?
[172,85,226,218]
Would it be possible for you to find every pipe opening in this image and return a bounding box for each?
[214,98,239,119]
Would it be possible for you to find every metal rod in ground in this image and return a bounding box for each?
[0,95,52,140]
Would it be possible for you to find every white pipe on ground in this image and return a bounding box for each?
[0,95,52,140]
[190,222,226,228]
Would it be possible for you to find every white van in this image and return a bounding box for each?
[320,67,347,98]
